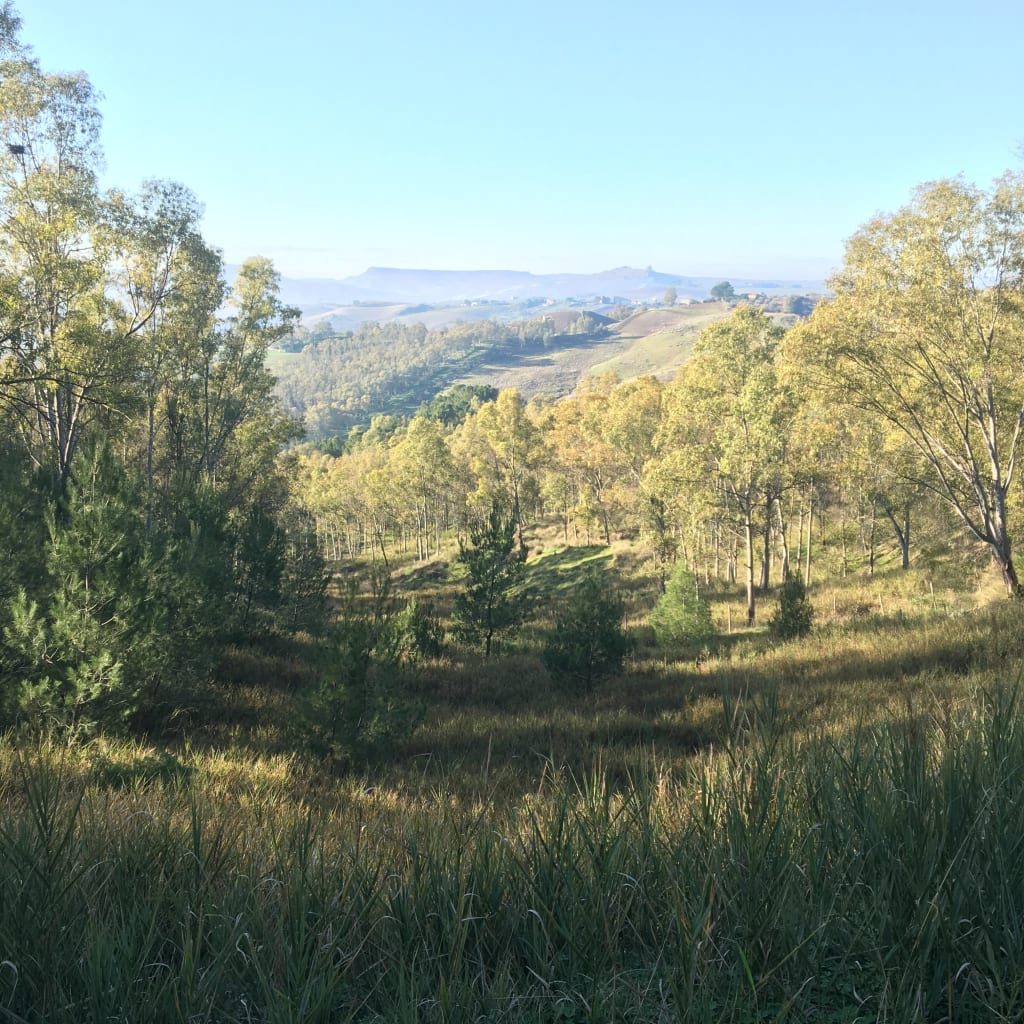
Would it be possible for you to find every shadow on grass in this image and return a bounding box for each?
[394,559,451,594]
[90,749,196,789]
[131,575,1024,802]
[523,544,615,598]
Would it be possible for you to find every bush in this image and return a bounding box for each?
[650,561,716,649]
[1,445,193,733]
[452,501,530,658]
[770,575,814,639]
[543,570,633,691]
[387,596,444,663]
[300,568,423,764]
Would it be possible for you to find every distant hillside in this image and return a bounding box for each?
[236,264,825,315]
[450,303,746,400]
[338,266,700,303]
[272,299,815,440]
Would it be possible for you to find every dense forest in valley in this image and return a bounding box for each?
[6,5,1024,1021]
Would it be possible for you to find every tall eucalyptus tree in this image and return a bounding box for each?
[789,174,1024,595]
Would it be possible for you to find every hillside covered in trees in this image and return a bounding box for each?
[273,299,814,440]
[274,315,562,437]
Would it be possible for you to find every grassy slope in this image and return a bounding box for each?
[587,304,800,384]
[264,347,302,372]
[5,520,1022,1021]
[195,514,1005,792]
[591,305,727,378]
[5,554,1024,1021]
[453,303,739,399]
[371,520,1005,797]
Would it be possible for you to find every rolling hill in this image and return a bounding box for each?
[450,303,756,399]
[272,298,809,441]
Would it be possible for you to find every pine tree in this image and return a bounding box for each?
[769,574,814,640]
[2,446,159,729]
[650,560,715,649]
[452,501,529,658]
[543,569,632,691]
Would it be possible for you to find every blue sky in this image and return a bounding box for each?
[17,0,1024,281]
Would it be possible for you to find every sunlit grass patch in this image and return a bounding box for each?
[522,543,614,596]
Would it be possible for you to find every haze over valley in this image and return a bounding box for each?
[265,264,826,319]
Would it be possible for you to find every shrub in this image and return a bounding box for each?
[650,561,716,648]
[543,570,632,691]
[770,574,814,639]
[301,567,423,764]
[1,445,193,733]
[388,596,444,663]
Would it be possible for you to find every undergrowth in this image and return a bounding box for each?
[3,679,1024,1021]
[3,538,1023,1021]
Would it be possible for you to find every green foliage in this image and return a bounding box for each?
[0,19,326,735]
[0,446,170,731]
[781,293,815,316]
[419,383,498,426]
[790,173,1024,596]
[231,504,285,638]
[770,574,814,639]
[649,560,716,648]
[0,445,47,617]
[227,492,326,647]
[278,507,329,634]
[658,305,791,625]
[0,446,287,732]
[452,501,530,658]
[710,280,735,301]
[543,569,632,691]
[349,412,405,450]
[301,568,422,762]
[388,596,444,664]
[0,436,327,733]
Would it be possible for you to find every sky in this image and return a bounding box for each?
[16,0,1024,282]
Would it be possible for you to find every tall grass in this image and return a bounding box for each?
[3,682,1024,1022]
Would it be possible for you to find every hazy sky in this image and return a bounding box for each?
[17,0,1024,281]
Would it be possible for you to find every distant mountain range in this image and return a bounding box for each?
[242,265,825,314]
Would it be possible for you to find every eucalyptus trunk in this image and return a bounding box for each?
[744,512,756,625]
